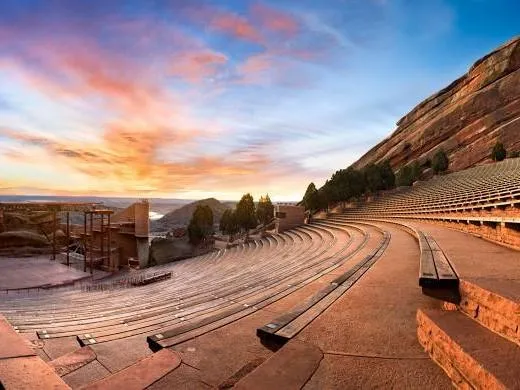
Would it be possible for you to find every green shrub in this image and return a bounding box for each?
[432,150,449,174]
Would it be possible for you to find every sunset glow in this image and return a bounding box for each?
[1,0,518,201]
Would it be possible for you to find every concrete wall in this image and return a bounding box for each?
[275,205,305,233]
[134,201,150,238]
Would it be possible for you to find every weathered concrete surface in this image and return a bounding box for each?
[351,36,520,173]
[80,349,181,390]
[146,363,213,390]
[417,309,520,389]
[90,333,153,374]
[62,360,110,389]
[0,256,91,290]
[0,316,35,359]
[234,340,323,390]
[0,356,71,389]
[0,315,70,389]
[48,346,97,377]
[43,336,83,361]
[303,354,447,390]
[172,309,275,387]
[292,224,452,389]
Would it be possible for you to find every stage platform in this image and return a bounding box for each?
[0,256,92,291]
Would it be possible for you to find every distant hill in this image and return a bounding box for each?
[350,36,520,174]
[151,198,231,232]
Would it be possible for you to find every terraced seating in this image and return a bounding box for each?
[257,222,390,344]
[341,158,520,219]
[0,222,379,353]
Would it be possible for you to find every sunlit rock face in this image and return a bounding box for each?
[351,36,520,172]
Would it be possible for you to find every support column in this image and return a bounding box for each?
[90,213,93,275]
[100,214,104,268]
[52,211,57,260]
[66,212,70,267]
[83,212,87,273]
[108,214,112,271]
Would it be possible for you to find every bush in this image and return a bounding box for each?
[491,141,507,161]
[396,161,421,187]
[432,150,449,174]
[510,151,520,158]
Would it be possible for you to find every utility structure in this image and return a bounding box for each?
[0,200,150,272]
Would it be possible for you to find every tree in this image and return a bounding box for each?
[432,150,449,174]
[236,193,257,233]
[396,161,421,187]
[257,194,274,225]
[491,141,507,162]
[220,209,239,235]
[379,160,396,190]
[188,205,214,244]
[363,161,395,193]
[396,165,413,187]
[302,183,321,212]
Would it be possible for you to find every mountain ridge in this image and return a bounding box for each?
[350,36,520,173]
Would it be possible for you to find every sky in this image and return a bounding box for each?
[0,0,518,201]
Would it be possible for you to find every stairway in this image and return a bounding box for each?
[417,279,520,389]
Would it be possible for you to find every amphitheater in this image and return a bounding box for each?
[0,158,519,389]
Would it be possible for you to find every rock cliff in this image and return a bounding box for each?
[351,36,520,172]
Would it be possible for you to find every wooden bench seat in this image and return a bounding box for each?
[256,231,390,344]
[418,232,458,289]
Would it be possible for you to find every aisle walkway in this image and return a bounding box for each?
[263,223,451,389]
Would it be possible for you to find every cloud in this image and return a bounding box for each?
[210,11,264,43]
[251,3,300,38]
[170,50,228,83]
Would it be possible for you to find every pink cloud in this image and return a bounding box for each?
[251,3,300,38]
[170,50,228,83]
[210,12,264,43]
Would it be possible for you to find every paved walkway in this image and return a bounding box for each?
[293,222,451,389]
[0,257,92,290]
[410,222,520,284]
[148,223,385,389]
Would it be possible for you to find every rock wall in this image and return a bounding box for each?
[351,36,520,172]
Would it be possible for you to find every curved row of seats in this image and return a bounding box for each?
[344,158,520,217]
[0,222,383,347]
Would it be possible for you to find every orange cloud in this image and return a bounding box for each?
[170,50,228,83]
[0,126,266,194]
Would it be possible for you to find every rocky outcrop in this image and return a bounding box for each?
[351,36,520,172]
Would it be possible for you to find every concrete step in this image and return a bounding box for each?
[417,309,520,389]
[48,346,97,376]
[79,348,181,390]
[0,315,70,389]
[234,340,323,390]
[458,278,519,346]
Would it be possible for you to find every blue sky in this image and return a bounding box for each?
[0,0,518,200]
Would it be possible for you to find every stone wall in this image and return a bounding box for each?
[275,205,305,233]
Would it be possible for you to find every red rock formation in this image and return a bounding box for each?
[351,36,520,172]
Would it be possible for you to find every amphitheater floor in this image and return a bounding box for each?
[297,222,451,389]
[0,256,92,290]
[153,223,453,389]
[4,221,519,388]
